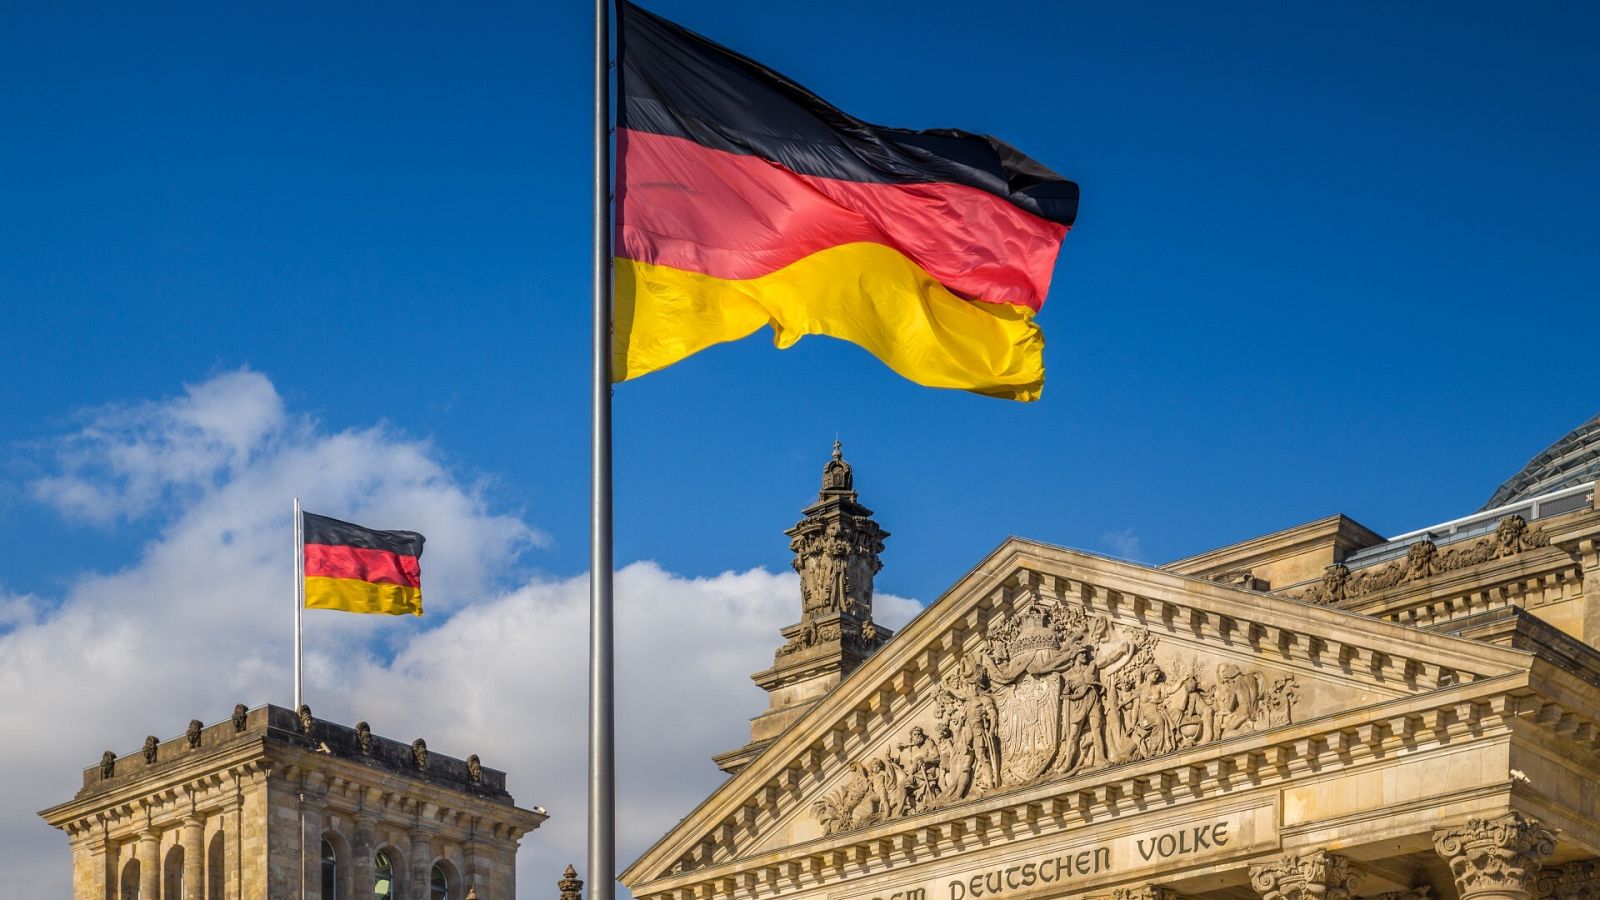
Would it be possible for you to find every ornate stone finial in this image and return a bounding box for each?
[142,736,159,764]
[412,738,428,770]
[559,864,584,900]
[1434,812,1558,900]
[232,704,248,732]
[467,754,483,784]
[356,721,373,755]
[100,751,116,780]
[1249,850,1364,900]
[820,440,853,494]
[186,720,203,749]
[297,705,314,734]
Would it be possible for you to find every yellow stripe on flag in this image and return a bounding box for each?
[304,576,423,616]
[613,242,1046,402]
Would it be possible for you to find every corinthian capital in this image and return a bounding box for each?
[1249,850,1364,900]
[1533,860,1600,900]
[1113,886,1180,900]
[1433,812,1557,900]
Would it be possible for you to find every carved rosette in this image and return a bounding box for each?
[1114,886,1180,900]
[1248,851,1364,900]
[1533,859,1600,900]
[1433,812,1558,900]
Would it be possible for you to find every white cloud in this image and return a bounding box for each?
[1,370,920,896]
[1101,527,1144,562]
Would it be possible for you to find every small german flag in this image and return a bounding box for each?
[302,512,426,616]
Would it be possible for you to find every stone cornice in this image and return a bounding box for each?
[40,743,272,838]
[1164,515,1384,579]
[623,539,1541,889]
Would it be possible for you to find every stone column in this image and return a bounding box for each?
[352,815,378,899]
[463,839,486,898]
[182,816,204,900]
[139,829,162,900]
[1433,812,1557,900]
[225,798,243,900]
[409,830,433,900]
[1249,850,1365,900]
[301,796,324,900]
[1113,887,1180,900]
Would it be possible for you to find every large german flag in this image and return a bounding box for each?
[302,512,426,616]
[615,2,1078,402]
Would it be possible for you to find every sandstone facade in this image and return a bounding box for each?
[39,704,545,900]
[624,433,1600,900]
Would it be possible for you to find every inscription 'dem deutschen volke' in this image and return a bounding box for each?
[855,818,1236,900]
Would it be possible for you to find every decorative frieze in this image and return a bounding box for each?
[1249,850,1364,900]
[1297,516,1551,605]
[1113,885,1180,900]
[1433,812,1557,900]
[812,598,1296,835]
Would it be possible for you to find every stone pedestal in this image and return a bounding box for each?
[1433,812,1557,900]
[1249,850,1364,900]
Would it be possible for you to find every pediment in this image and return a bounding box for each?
[622,538,1534,889]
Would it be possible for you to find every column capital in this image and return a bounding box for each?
[1534,860,1600,900]
[1249,850,1365,900]
[1433,812,1557,900]
[1113,886,1180,900]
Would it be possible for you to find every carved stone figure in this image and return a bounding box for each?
[232,704,248,732]
[143,736,159,764]
[467,754,483,784]
[356,722,374,755]
[412,738,429,770]
[1294,516,1552,604]
[100,751,116,780]
[813,597,1298,835]
[186,719,203,749]
[297,705,314,734]
[1434,812,1557,900]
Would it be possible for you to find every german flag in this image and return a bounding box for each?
[302,512,426,616]
[615,2,1078,402]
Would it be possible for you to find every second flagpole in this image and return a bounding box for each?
[293,496,305,711]
[589,0,616,898]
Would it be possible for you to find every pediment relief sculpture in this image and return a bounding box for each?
[1297,515,1551,605]
[811,600,1297,836]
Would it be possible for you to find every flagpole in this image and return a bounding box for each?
[293,496,305,711]
[589,0,616,897]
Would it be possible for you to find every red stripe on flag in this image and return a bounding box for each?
[616,129,1065,311]
[304,543,421,588]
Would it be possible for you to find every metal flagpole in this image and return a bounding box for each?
[293,496,305,711]
[589,0,616,897]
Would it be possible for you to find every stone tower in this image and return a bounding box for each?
[714,442,893,774]
[39,704,546,900]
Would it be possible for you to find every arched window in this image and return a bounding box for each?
[207,832,225,900]
[164,846,185,900]
[430,863,449,900]
[121,859,141,900]
[321,839,339,900]
[373,850,395,900]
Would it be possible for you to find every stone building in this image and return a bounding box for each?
[39,704,546,900]
[622,423,1600,900]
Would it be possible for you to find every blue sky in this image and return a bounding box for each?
[5,1,1600,893]
[7,2,1597,605]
